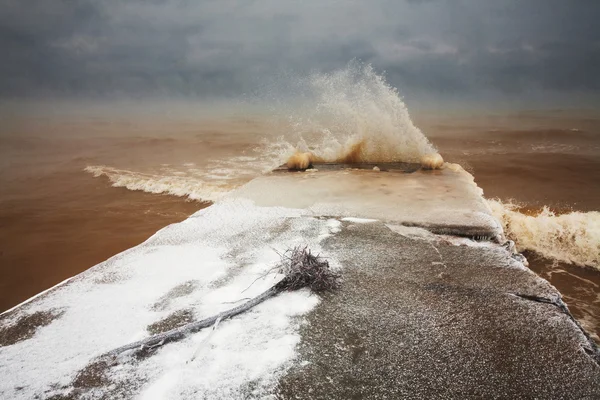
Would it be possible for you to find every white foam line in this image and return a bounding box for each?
[487,199,600,268]
[342,217,378,224]
[0,277,74,317]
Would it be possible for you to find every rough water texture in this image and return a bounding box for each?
[278,63,438,163]
[81,63,438,201]
[75,67,599,277]
[2,65,599,398]
[488,199,600,269]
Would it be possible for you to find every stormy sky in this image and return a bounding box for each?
[1,0,600,106]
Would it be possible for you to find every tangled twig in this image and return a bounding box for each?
[275,246,340,292]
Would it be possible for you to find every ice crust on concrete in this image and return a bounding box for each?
[232,167,501,237]
[277,221,600,399]
[0,200,333,399]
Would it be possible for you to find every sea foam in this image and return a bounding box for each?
[269,62,439,164]
[84,165,231,202]
[488,199,600,269]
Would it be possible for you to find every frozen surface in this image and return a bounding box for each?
[0,200,338,399]
[278,221,600,399]
[231,165,501,237]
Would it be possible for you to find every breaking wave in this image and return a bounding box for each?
[266,62,438,163]
[488,199,600,269]
[86,63,438,201]
[84,165,233,202]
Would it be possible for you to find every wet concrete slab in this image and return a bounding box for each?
[232,165,501,238]
[234,166,600,398]
[276,221,600,399]
[273,162,421,173]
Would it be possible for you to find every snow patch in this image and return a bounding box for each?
[0,200,338,399]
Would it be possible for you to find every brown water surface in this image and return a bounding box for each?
[0,164,208,312]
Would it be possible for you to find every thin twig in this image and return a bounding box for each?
[241,265,280,293]
[221,297,252,305]
[188,316,222,363]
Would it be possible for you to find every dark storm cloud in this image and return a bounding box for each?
[1,0,599,100]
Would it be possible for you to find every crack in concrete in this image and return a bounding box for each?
[428,242,448,269]
[400,221,501,241]
[511,293,600,366]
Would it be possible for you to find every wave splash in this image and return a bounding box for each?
[267,62,438,164]
[86,63,438,201]
[488,199,600,269]
[84,165,241,202]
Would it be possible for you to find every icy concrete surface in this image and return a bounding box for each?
[1,166,598,399]
[0,200,335,399]
[277,221,600,399]
[232,166,501,238]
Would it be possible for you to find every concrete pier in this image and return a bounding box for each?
[1,164,598,399]
[278,220,600,398]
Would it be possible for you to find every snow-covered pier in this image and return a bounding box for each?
[1,164,599,399]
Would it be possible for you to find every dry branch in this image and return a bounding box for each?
[105,246,340,358]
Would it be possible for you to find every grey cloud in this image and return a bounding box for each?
[0,0,599,103]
